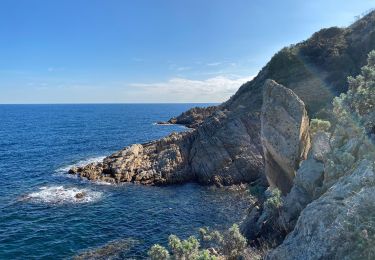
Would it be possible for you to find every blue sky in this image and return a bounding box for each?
[0,0,374,103]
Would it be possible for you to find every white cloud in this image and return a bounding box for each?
[128,75,254,102]
[176,66,191,71]
[206,62,222,66]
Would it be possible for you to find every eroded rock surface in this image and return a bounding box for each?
[168,106,218,128]
[267,160,375,260]
[261,80,311,194]
[70,110,264,186]
[69,131,196,184]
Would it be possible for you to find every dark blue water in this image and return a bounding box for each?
[0,104,251,259]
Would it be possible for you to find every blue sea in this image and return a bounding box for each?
[0,104,251,259]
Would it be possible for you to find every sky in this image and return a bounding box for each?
[0,0,374,104]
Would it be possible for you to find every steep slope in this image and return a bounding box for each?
[267,49,375,260]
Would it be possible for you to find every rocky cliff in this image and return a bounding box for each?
[265,48,375,260]
[71,11,375,188]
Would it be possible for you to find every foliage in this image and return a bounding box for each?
[323,50,375,186]
[310,118,331,136]
[221,224,247,259]
[168,235,200,259]
[148,224,247,260]
[318,50,375,257]
[148,244,170,260]
[264,188,283,212]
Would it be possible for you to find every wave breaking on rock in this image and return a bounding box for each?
[21,186,103,204]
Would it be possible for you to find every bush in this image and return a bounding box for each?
[149,224,248,260]
[264,188,283,212]
[323,50,375,186]
[222,224,247,259]
[310,118,331,136]
[148,244,170,260]
[168,235,200,259]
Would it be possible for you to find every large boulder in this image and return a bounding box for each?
[261,80,311,194]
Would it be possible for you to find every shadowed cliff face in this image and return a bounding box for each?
[71,11,375,187]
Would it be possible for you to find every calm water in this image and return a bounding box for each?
[0,104,251,259]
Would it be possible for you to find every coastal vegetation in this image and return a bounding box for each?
[148,224,249,260]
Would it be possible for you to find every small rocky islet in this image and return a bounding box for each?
[70,11,375,259]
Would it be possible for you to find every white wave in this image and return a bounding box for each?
[55,156,106,174]
[21,186,103,204]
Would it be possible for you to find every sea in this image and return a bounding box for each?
[0,104,251,259]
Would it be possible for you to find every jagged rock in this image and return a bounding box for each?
[279,157,324,230]
[261,80,311,194]
[267,160,375,260]
[277,131,329,232]
[70,114,264,185]
[70,132,196,184]
[309,131,331,162]
[189,110,264,185]
[168,106,218,128]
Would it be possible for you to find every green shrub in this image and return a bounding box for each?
[222,224,247,259]
[148,224,247,260]
[148,244,170,260]
[264,188,283,212]
[195,250,217,260]
[168,235,200,259]
[310,118,331,136]
[323,50,375,186]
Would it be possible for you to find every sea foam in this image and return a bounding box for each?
[21,186,103,204]
[55,156,106,174]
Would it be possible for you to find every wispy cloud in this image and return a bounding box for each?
[206,62,222,66]
[176,66,191,71]
[128,75,254,102]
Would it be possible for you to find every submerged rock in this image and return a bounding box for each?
[74,238,139,260]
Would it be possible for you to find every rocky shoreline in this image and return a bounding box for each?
[70,10,375,259]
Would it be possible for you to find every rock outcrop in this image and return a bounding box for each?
[261,80,311,194]
[168,106,218,128]
[267,47,375,259]
[69,131,196,184]
[70,110,264,186]
[267,160,375,260]
[278,131,330,231]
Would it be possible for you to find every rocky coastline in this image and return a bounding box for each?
[70,10,375,259]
